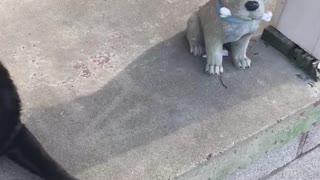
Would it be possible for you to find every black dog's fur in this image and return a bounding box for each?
[0,62,77,180]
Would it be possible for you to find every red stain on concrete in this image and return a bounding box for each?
[73,63,91,78]
[91,54,113,68]
[313,100,320,107]
[81,65,91,78]
[73,53,114,78]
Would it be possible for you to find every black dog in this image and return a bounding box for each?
[0,62,77,180]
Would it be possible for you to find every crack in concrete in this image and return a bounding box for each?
[260,140,320,180]
[296,132,309,156]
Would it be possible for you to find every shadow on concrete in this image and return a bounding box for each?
[5,32,293,177]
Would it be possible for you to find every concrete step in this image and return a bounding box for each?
[0,0,319,180]
[226,119,320,180]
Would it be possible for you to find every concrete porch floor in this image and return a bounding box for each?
[0,0,319,180]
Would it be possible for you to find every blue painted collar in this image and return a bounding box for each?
[216,0,249,24]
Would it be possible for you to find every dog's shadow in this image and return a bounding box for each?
[1,32,296,179]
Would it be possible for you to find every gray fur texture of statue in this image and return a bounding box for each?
[186,0,272,75]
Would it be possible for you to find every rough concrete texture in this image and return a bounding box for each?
[303,125,320,153]
[225,136,300,180]
[268,146,320,180]
[177,102,320,180]
[226,127,320,180]
[0,0,318,180]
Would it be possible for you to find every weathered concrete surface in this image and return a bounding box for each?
[230,132,320,180]
[0,0,318,180]
[178,99,320,180]
[225,122,320,180]
[226,127,320,180]
[303,125,320,153]
[268,146,320,180]
[226,135,301,180]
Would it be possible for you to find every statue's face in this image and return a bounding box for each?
[220,0,266,20]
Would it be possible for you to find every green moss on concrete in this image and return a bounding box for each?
[177,104,320,180]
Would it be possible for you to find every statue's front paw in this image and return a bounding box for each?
[233,57,251,69]
[189,42,205,57]
[205,61,223,75]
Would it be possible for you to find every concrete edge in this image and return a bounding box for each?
[175,100,320,180]
[261,26,320,81]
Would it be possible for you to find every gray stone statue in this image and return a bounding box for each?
[186,0,272,75]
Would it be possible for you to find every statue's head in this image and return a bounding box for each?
[219,0,267,20]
